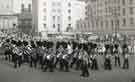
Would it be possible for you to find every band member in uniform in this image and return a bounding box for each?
[12,45,22,68]
[41,47,48,69]
[11,40,17,62]
[61,49,70,72]
[3,39,12,61]
[80,50,89,77]
[104,50,112,70]
[43,48,55,72]
[54,45,64,69]
[38,46,44,69]
[76,49,84,70]
[17,46,23,68]
[91,51,98,70]
[123,52,129,69]
[70,47,79,69]
[114,48,121,67]
[30,47,38,68]
[4,44,11,61]
[67,42,73,56]
[22,40,29,63]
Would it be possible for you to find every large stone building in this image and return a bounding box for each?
[0,0,33,33]
[18,0,32,35]
[0,0,18,30]
[78,0,135,34]
[32,0,86,37]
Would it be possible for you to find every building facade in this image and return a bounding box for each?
[32,0,86,37]
[0,0,18,30]
[78,0,135,34]
[18,0,32,35]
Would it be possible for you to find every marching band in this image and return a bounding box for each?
[0,32,133,78]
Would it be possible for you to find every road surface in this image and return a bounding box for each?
[0,55,135,82]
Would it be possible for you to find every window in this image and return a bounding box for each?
[101,21,103,28]
[53,24,55,28]
[28,4,31,12]
[21,4,24,11]
[58,26,60,32]
[111,20,114,29]
[52,9,56,12]
[117,0,120,3]
[118,12,121,16]
[96,21,98,27]
[106,8,107,13]
[13,23,16,27]
[123,0,125,5]
[68,24,71,27]
[68,16,71,21]
[58,9,61,13]
[44,16,47,21]
[27,20,32,25]
[130,18,134,25]
[6,4,9,8]
[43,8,46,12]
[43,24,46,28]
[22,4,24,8]
[88,22,90,28]
[123,8,126,16]
[24,21,28,24]
[68,3,71,7]
[123,18,126,26]
[116,19,120,27]
[106,20,108,28]
[118,6,120,11]
[52,2,56,6]
[58,24,60,28]
[130,7,134,15]
[43,2,46,6]
[57,2,61,6]
[57,16,60,21]
[130,0,133,4]
[53,16,55,20]
[68,9,71,13]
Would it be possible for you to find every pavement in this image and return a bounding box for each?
[0,55,135,82]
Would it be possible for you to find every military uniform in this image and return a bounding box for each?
[70,47,79,69]
[61,51,70,72]
[30,48,38,68]
[22,46,29,63]
[12,46,22,68]
[38,47,44,68]
[91,54,98,70]
[123,53,129,69]
[4,43,11,61]
[104,53,112,70]
[76,49,84,70]
[80,52,89,77]
[43,49,55,72]
[41,47,47,69]
[114,49,121,67]
[54,48,63,69]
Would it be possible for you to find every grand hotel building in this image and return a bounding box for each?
[78,0,135,35]
[32,0,86,37]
